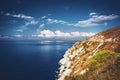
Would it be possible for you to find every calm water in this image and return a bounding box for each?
[0,40,73,80]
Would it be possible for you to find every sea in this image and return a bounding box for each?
[0,40,74,80]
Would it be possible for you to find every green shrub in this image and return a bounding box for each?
[89,50,115,71]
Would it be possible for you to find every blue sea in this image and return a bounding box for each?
[0,40,74,80]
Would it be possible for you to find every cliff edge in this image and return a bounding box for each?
[58,26,120,80]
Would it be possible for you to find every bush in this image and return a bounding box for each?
[89,50,115,71]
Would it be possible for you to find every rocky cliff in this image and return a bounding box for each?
[58,26,120,80]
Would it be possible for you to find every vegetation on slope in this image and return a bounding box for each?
[89,50,114,71]
[64,50,120,80]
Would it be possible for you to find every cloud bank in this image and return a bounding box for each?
[34,29,96,38]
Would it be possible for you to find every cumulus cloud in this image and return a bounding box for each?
[55,30,71,37]
[36,29,96,38]
[38,30,55,38]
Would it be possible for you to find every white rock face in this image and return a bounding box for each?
[58,49,72,80]
[58,44,85,80]
[57,34,111,80]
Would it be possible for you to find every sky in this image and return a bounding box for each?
[0,0,120,40]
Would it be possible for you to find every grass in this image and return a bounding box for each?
[89,50,115,71]
[64,50,120,80]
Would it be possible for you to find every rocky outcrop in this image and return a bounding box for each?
[58,26,120,80]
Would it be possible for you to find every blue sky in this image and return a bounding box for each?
[0,0,120,40]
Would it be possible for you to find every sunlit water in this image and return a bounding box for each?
[0,40,73,80]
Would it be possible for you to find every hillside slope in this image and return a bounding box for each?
[58,26,120,80]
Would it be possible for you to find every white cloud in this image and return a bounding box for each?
[24,20,38,27]
[40,23,45,27]
[16,21,31,32]
[36,23,45,34]
[3,12,119,39]
[16,29,24,32]
[89,12,96,16]
[16,26,28,32]
[5,13,34,20]
[45,13,118,27]
[5,12,39,32]
[38,29,55,38]
[74,20,100,27]
[13,35,23,38]
[29,20,38,25]
[74,13,118,27]
[4,12,118,29]
[47,18,68,24]
[5,13,11,16]
[55,30,71,37]
[36,29,96,38]
[16,20,38,32]
[41,16,47,19]
[71,32,95,37]
[0,35,12,39]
